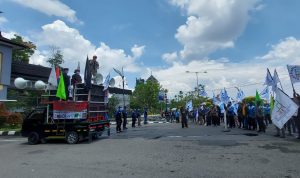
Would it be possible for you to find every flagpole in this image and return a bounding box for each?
[223,104,230,132]
[287,65,296,94]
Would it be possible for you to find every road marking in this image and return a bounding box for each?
[8,131,16,135]
[0,139,24,142]
[167,136,183,138]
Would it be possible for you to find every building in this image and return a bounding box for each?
[0,32,28,100]
[146,74,159,83]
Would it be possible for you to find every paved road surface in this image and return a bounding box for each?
[0,123,300,178]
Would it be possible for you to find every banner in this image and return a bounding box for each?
[53,101,88,119]
[287,65,300,84]
[271,88,299,129]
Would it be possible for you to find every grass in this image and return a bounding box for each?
[0,124,21,132]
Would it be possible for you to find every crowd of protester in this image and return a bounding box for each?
[168,92,300,139]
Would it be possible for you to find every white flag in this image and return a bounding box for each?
[271,88,299,129]
[287,65,300,84]
[220,88,230,104]
[273,69,280,84]
[236,88,245,102]
[260,86,270,102]
[212,92,219,105]
[103,73,110,91]
[47,66,57,90]
[186,100,193,111]
[264,68,274,86]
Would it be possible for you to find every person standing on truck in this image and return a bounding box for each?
[71,69,82,86]
[62,68,71,100]
[89,55,99,83]
[122,106,128,130]
[115,106,122,133]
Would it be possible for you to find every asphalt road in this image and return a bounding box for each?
[0,122,300,178]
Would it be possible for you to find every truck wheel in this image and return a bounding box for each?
[28,132,39,145]
[66,131,79,144]
[95,131,102,139]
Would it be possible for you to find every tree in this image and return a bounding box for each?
[11,35,36,63]
[108,94,119,118]
[47,46,64,67]
[130,80,161,113]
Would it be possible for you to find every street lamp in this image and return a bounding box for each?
[113,67,125,108]
[186,70,207,96]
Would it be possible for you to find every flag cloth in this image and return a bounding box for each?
[103,73,110,91]
[84,56,92,89]
[220,88,230,104]
[273,69,280,84]
[271,88,299,129]
[264,68,274,86]
[272,69,280,91]
[255,90,262,106]
[212,92,219,105]
[55,66,60,79]
[236,88,245,102]
[287,65,300,84]
[56,72,66,100]
[186,100,193,111]
[260,86,270,102]
[48,66,58,90]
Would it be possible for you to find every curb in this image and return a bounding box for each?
[0,131,21,136]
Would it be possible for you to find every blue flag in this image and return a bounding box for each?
[220,88,230,104]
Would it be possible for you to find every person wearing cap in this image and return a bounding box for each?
[71,69,82,86]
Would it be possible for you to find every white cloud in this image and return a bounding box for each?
[259,37,300,64]
[1,31,17,39]
[162,52,178,64]
[0,16,8,25]
[169,0,259,60]
[29,50,47,66]
[32,20,144,77]
[131,45,145,59]
[150,37,300,98]
[12,0,81,23]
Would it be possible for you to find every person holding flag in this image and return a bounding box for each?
[255,90,266,132]
[293,92,300,139]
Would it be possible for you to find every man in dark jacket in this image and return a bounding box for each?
[115,107,122,133]
[62,68,70,100]
[71,69,82,86]
[122,106,128,130]
[131,109,137,128]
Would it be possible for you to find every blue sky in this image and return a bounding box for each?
[1,0,300,98]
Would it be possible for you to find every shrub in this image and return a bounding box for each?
[0,116,6,127]
[6,113,23,126]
